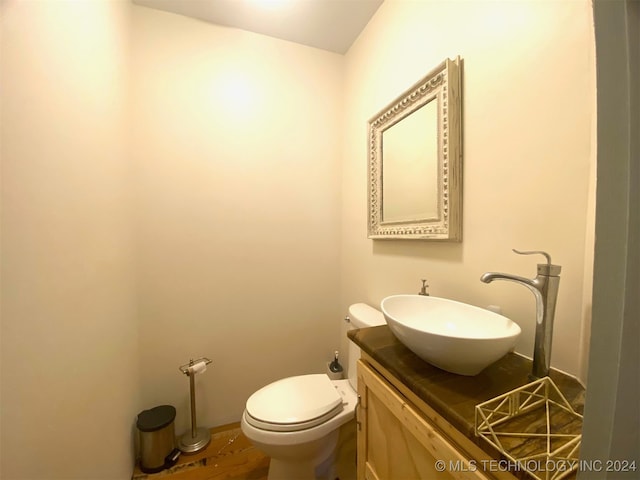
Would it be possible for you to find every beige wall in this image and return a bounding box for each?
[130,6,344,434]
[341,0,596,379]
[1,0,138,478]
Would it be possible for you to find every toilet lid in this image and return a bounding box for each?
[245,374,343,432]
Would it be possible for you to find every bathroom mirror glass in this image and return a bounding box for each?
[368,57,462,240]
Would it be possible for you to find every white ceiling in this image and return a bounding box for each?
[132,0,384,54]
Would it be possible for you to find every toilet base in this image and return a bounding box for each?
[267,459,315,480]
[250,429,338,480]
[266,447,338,480]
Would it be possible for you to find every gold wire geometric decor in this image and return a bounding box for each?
[475,377,582,480]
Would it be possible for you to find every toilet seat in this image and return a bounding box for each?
[245,374,344,432]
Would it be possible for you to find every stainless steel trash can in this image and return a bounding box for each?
[137,405,179,473]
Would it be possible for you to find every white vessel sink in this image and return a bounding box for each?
[381,295,521,376]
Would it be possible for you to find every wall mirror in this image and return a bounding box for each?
[368,57,462,240]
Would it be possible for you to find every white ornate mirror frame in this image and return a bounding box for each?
[368,57,462,241]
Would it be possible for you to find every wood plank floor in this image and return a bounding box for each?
[132,423,269,480]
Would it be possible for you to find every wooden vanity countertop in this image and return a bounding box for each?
[349,325,586,479]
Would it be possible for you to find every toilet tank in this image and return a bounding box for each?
[346,303,386,390]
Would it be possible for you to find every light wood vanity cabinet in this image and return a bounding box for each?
[356,358,515,480]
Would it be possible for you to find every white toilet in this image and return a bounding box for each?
[240,303,385,480]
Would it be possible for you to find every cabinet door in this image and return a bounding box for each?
[357,360,490,480]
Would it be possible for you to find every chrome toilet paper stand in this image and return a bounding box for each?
[178,357,212,454]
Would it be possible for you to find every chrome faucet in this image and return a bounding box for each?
[480,249,561,379]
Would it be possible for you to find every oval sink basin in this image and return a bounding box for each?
[381,295,521,376]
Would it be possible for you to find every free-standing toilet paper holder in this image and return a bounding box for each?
[178,357,212,454]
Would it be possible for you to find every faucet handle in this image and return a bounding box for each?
[512,248,552,264]
[512,249,561,276]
